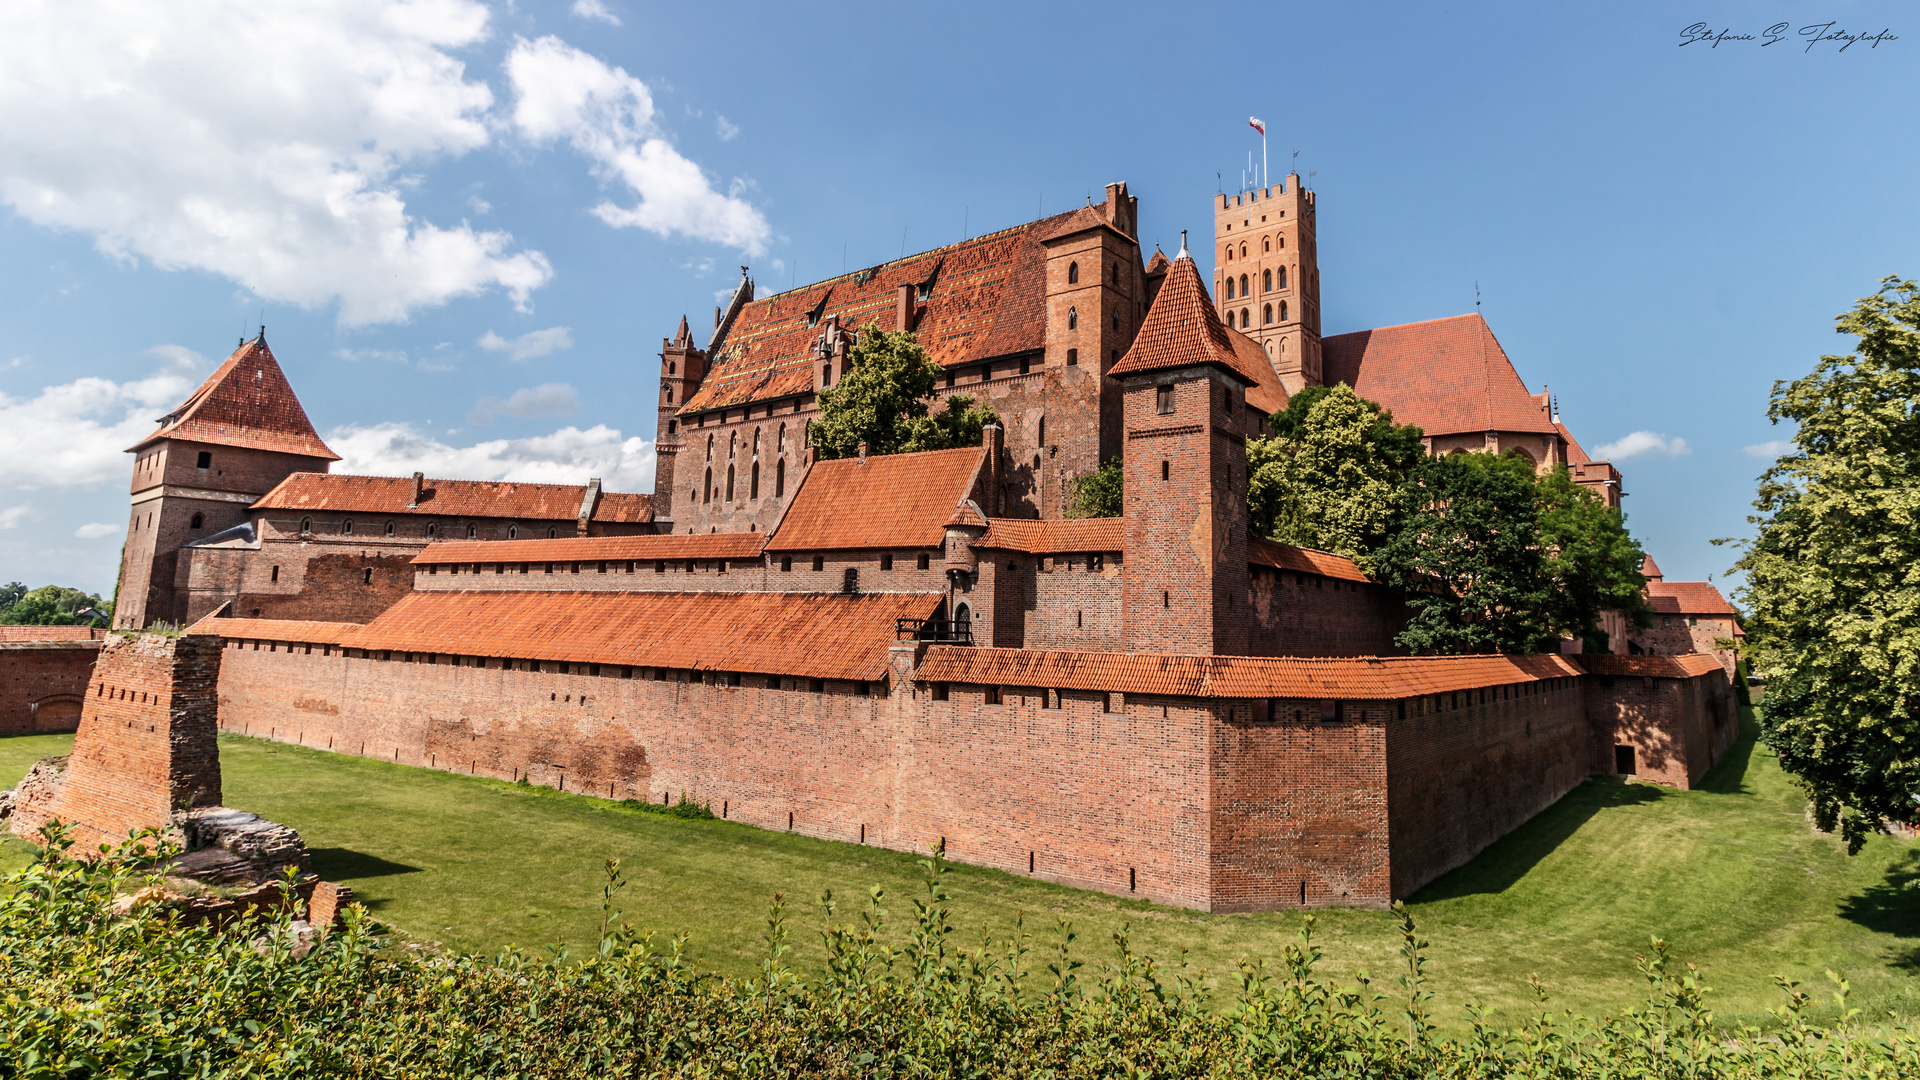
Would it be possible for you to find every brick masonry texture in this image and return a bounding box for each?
[10,633,224,851]
[0,640,102,734]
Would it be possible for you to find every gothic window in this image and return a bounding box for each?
[775,458,786,497]
[729,432,737,460]
[1239,242,1247,258]
[664,387,672,403]
[547,526,558,538]
[751,461,760,499]
[1277,235,1285,249]
[1278,266,1287,288]
[1067,262,1079,284]
[1263,304,1273,325]
[384,520,395,537]
[1263,238,1270,253]
[1068,306,1077,329]
[467,523,477,539]
[668,361,675,374]
[1263,269,1272,292]
[426,522,437,538]
[1280,301,1289,321]
[189,513,203,529]
[1223,246,1232,262]
[1241,309,1250,328]
[342,519,354,536]
[726,464,736,501]
[1224,278,1234,300]
[778,422,786,450]
[508,525,517,539]
[704,468,712,503]
[1037,416,1045,446]
[1239,274,1249,297]
[705,434,713,462]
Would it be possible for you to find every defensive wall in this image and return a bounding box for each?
[0,627,105,735]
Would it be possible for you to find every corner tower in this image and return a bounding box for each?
[1214,173,1321,394]
[116,333,338,629]
[1111,241,1269,656]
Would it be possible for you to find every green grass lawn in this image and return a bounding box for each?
[4,711,1915,1029]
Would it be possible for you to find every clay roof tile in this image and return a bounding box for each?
[131,337,339,459]
[1321,314,1556,438]
[252,474,654,524]
[1109,254,1269,387]
[766,446,986,551]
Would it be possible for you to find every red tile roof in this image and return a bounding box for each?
[131,337,339,459]
[1248,537,1370,582]
[766,446,985,552]
[1555,422,1593,465]
[1109,254,1270,387]
[1143,249,1172,275]
[0,626,106,642]
[253,474,653,523]
[346,590,940,682]
[1640,554,1664,581]
[1321,314,1557,438]
[1225,325,1291,415]
[193,617,364,646]
[412,533,764,566]
[918,647,1582,699]
[681,208,1121,415]
[1647,581,1738,617]
[1570,654,1728,679]
[975,517,1124,553]
[943,500,990,530]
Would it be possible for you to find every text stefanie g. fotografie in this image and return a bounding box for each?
[1679,22,1897,51]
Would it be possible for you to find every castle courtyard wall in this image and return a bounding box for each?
[1582,668,1737,789]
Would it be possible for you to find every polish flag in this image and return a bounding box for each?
[1248,117,1266,135]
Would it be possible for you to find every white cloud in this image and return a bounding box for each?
[326,422,654,492]
[571,0,621,25]
[716,115,739,141]
[478,326,574,361]
[74,522,119,539]
[1594,431,1692,462]
[0,506,33,529]
[0,351,205,490]
[0,1,553,326]
[1743,439,1795,459]
[468,383,582,425]
[506,36,770,254]
[468,195,493,215]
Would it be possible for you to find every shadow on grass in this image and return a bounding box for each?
[1413,777,1669,902]
[310,847,423,881]
[1696,710,1763,796]
[1838,848,1920,969]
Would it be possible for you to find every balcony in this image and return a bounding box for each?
[896,616,973,645]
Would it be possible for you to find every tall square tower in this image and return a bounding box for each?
[1213,174,1321,394]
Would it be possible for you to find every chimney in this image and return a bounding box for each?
[715,306,722,328]
[408,471,423,508]
[981,424,1002,517]
[896,283,915,333]
[858,441,870,464]
[576,478,602,536]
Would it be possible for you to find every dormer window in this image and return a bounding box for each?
[916,281,932,301]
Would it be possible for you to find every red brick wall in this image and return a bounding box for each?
[1247,566,1407,657]
[1384,677,1590,898]
[10,633,222,849]
[1583,669,1737,789]
[0,642,101,735]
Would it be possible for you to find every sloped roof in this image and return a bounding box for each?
[681,207,1122,415]
[193,617,363,646]
[1556,422,1592,465]
[1247,537,1370,583]
[131,337,339,459]
[345,590,940,682]
[1647,581,1738,617]
[252,474,653,523]
[975,517,1124,553]
[1109,254,1269,387]
[766,446,985,552]
[1143,249,1172,275]
[1570,654,1728,678]
[1641,554,1664,581]
[0,626,105,642]
[1224,325,1290,415]
[918,647,1582,699]
[413,533,763,566]
[1321,314,1557,438]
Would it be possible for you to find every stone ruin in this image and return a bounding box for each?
[2,631,348,925]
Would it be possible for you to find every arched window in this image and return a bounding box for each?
[1223,246,1233,262]
[705,434,714,462]
[426,522,438,538]
[1263,238,1270,252]
[546,526,556,538]
[752,427,761,458]
[954,601,972,636]
[663,387,672,404]
[775,458,787,497]
[1224,278,1234,300]
[1263,269,1272,292]
[1068,306,1078,329]
[384,520,395,537]
[1279,301,1289,321]
[1067,262,1079,284]
[467,523,477,539]
[1239,242,1247,258]
[1263,304,1273,325]
[1277,235,1285,249]
[778,422,786,450]
[300,517,312,536]
[668,361,675,375]
[751,461,760,499]
[726,464,735,501]
[1240,309,1250,328]
[728,431,737,460]
[1278,266,1288,288]
[341,519,354,536]
[1239,274,1248,297]
[508,525,517,540]
[189,512,203,529]
[704,468,713,504]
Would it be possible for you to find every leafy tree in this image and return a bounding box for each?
[1066,458,1123,518]
[0,581,24,610]
[0,584,110,626]
[1372,451,1555,654]
[808,324,998,459]
[1245,383,1425,561]
[1537,464,1652,644]
[1726,277,1920,851]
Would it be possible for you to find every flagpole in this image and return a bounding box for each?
[1262,134,1268,190]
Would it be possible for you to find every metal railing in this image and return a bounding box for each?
[896,617,973,645]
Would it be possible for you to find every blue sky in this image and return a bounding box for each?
[0,1,1913,599]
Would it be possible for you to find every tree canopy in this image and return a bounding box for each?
[0,583,111,627]
[1246,384,1426,563]
[1727,276,1920,851]
[1066,458,1123,518]
[807,325,998,459]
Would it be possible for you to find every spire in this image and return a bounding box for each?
[129,337,338,460]
[1176,229,1189,260]
[1109,245,1266,387]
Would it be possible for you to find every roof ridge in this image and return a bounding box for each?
[1322,312,1486,340]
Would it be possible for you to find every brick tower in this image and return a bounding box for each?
[656,269,752,527]
[116,333,338,629]
[1111,241,1269,656]
[1213,173,1321,394]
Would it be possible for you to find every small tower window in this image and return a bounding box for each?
[1156,384,1174,415]
[1225,278,1235,300]
[548,526,557,539]
[1277,235,1286,249]
[1066,348,1078,366]
[196,451,212,469]
[668,361,676,375]
[1280,301,1289,321]
[341,519,353,536]
[775,458,786,497]
[467,523,477,539]
[507,525,517,539]
[189,513,203,529]
[1278,266,1288,288]
[1067,261,1079,284]
[751,461,760,499]
[704,468,713,504]
[1161,460,1170,480]
[822,363,832,386]
[384,520,395,537]
[726,463,736,501]
[1263,269,1272,292]
[1263,238,1270,253]
[1223,246,1232,262]
[1067,306,1077,330]
[1239,274,1249,297]
[1109,263,1117,284]
[1239,242,1247,258]
[706,434,714,462]
[426,522,437,538]
[1240,309,1250,328]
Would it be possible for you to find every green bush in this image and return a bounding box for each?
[2,829,1913,1078]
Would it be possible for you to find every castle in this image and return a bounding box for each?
[9,176,1745,910]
